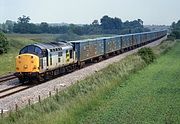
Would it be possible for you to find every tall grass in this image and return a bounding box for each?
[0,40,177,124]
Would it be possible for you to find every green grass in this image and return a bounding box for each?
[0,36,36,75]
[0,33,111,75]
[0,34,42,75]
[0,40,178,124]
[78,41,180,124]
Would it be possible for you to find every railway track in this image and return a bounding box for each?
[0,73,17,84]
[0,84,33,99]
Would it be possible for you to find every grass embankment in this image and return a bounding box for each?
[0,35,37,75]
[0,33,111,75]
[0,40,178,124]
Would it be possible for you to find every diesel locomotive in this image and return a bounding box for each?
[15,30,167,83]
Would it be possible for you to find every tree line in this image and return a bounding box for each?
[0,15,149,35]
[170,20,180,39]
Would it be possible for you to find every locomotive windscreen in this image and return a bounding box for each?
[20,45,43,57]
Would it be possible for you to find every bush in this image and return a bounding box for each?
[138,47,156,64]
[0,32,9,54]
[167,34,176,41]
[172,30,180,39]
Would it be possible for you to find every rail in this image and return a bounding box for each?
[0,73,17,84]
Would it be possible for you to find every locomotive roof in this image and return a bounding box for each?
[33,41,72,50]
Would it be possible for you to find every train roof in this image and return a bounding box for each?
[70,30,167,43]
[70,38,99,43]
[24,30,167,47]
[33,41,72,50]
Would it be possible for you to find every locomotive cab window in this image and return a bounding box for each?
[28,45,34,52]
[20,46,28,54]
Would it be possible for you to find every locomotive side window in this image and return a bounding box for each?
[66,50,70,62]
[35,47,42,56]
[70,50,73,58]
[58,52,62,63]
[50,54,52,65]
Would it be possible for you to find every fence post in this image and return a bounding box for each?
[49,91,51,97]
[28,99,31,106]
[15,104,18,112]
[54,86,56,91]
[9,107,12,117]
[56,88,58,94]
[38,95,41,103]
[1,109,3,118]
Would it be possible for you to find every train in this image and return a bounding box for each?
[15,30,167,83]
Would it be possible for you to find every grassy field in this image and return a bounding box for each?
[0,33,112,75]
[78,41,180,124]
[0,35,37,75]
[0,40,179,124]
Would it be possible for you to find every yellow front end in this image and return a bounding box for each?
[16,54,40,73]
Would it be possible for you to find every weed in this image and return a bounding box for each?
[138,47,156,64]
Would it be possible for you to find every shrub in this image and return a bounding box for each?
[0,32,9,54]
[167,34,176,41]
[170,30,180,39]
[137,47,156,64]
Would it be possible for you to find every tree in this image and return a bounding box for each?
[1,23,8,33]
[92,20,99,25]
[0,32,9,54]
[13,15,34,33]
[138,19,143,26]
[17,15,30,24]
[114,17,122,29]
[5,20,15,33]
[170,20,180,39]
[40,22,49,33]
[100,15,114,29]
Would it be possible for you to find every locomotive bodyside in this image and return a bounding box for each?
[15,41,76,82]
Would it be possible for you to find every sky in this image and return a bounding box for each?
[0,0,180,25]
